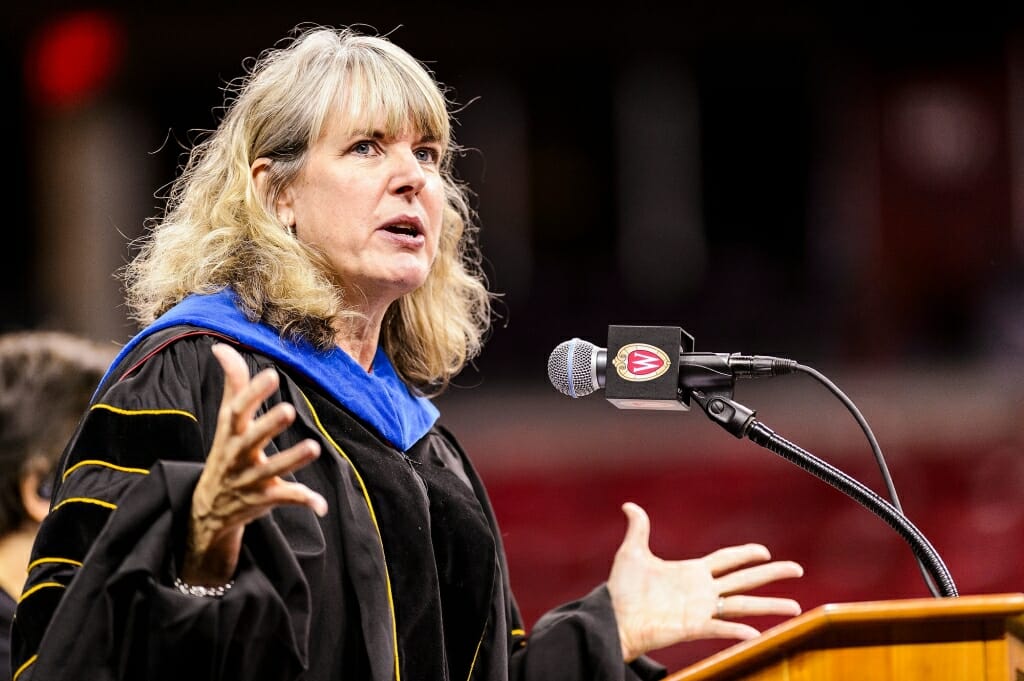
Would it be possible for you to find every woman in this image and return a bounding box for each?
[11,25,803,681]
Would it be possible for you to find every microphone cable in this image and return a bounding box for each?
[792,362,941,598]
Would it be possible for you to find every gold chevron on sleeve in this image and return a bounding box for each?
[90,403,198,421]
[51,497,117,512]
[25,557,83,573]
[61,459,150,482]
[18,582,65,604]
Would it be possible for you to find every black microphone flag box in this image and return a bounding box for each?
[605,325,694,410]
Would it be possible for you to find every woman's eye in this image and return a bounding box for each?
[351,141,375,155]
[415,147,440,163]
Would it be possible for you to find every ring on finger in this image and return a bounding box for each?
[715,596,726,619]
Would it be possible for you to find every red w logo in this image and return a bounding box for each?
[626,349,665,376]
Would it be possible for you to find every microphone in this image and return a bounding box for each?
[547,337,608,398]
[548,328,796,410]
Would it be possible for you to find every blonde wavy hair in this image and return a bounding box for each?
[122,25,492,395]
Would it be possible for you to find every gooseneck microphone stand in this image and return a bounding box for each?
[548,334,958,598]
[688,388,958,599]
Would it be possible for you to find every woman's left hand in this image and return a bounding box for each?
[607,502,804,662]
[182,343,327,587]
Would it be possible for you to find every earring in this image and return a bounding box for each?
[277,211,295,236]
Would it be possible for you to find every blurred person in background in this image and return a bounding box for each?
[12,24,804,681]
[0,330,113,680]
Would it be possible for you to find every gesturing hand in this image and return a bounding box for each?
[181,343,328,586]
[607,502,804,662]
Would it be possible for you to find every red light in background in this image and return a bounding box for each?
[25,10,124,109]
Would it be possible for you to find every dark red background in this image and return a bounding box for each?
[480,436,1023,672]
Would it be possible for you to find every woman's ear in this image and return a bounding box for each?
[252,157,295,230]
[19,470,51,524]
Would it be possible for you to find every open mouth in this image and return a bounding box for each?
[385,224,421,237]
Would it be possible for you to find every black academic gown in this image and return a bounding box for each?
[11,327,665,681]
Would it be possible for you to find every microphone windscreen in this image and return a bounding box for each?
[547,338,599,397]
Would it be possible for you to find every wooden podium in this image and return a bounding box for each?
[666,593,1024,680]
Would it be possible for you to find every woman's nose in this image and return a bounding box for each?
[389,148,427,196]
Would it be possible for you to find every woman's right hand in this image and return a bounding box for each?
[608,502,803,661]
[180,343,328,587]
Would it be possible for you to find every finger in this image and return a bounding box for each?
[226,368,281,434]
[233,401,298,457]
[212,344,281,434]
[237,480,329,520]
[701,619,763,641]
[716,594,802,619]
[233,439,321,486]
[704,543,772,575]
[715,560,804,594]
[283,481,329,517]
[212,343,250,403]
[619,502,651,554]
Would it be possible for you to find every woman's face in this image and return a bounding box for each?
[282,113,446,311]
